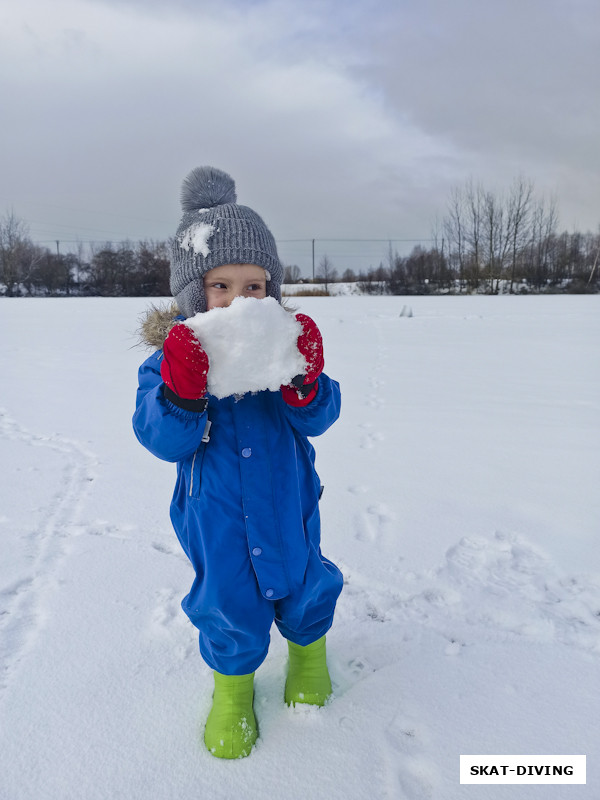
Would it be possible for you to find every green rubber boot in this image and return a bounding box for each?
[285,636,332,707]
[204,671,258,759]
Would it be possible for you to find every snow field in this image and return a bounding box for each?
[0,295,598,799]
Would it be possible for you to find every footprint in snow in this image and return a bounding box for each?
[151,540,188,562]
[347,484,369,495]
[385,711,438,799]
[360,430,385,450]
[354,503,396,542]
[365,393,385,410]
[87,520,133,540]
[328,654,377,701]
[413,531,600,653]
[0,408,98,693]
[146,588,196,662]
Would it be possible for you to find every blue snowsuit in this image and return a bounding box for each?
[132,349,343,675]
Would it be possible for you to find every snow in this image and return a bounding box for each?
[184,296,305,397]
[0,294,599,799]
[282,281,362,296]
[179,220,215,256]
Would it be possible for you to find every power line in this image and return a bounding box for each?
[278,238,434,243]
[27,235,438,280]
[31,236,435,247]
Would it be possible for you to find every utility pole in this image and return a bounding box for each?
[588,246,599,286]
[312,239,315,281]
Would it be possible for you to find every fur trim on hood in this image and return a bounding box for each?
[138,302,181,350]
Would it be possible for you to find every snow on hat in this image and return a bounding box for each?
[169,166,283,317]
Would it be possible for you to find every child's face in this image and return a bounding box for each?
[204,263,268,310]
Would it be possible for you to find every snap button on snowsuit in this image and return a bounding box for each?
[252,547,263,556]
[265,589,274,598]
[241,447,252,458]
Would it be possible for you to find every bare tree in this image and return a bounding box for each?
[483,188,515,294]
[0,211,42,295]
[444,179,485,291]
[283,264,302,284]
[316,254,337,292]
[441,176,561,293]
[464,179,485,290]
[444,186,466,291]
[507,176,534,292]
[529,195,558,288]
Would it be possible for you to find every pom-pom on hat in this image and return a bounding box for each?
[169,166,283,317]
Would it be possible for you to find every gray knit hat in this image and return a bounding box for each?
[169,166,283,317]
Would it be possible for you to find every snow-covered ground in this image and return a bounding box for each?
[282,281,362,296]
[1,295,598,799]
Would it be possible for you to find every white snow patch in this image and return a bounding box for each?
[185,296,305,398]
[0,294,599,800]
[179,221,215,257]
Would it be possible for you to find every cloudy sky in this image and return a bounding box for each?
[1,0,598,273]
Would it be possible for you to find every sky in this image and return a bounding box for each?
[1,0,599,274]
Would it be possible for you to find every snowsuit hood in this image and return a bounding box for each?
[139,302,180,350]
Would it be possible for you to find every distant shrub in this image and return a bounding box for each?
[565,279,599,294]
[281,288,330,297]
[357,281,387,295]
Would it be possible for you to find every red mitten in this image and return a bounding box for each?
[281,314,324,407]
[160,323,209,400]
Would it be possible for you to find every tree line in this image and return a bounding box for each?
[1,176,599,297]
[330,178,599,295]
[353,228,599,295]
[0,211,170,297]
[438,176,599,294]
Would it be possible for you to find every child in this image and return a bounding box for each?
[133,166,343,759]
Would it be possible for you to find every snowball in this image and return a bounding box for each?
[185,297,306,399]
[179,221,215,257]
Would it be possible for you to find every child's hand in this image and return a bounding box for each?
[160,324,209,399]
[281,314,324,407]
[295,314,324,382]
